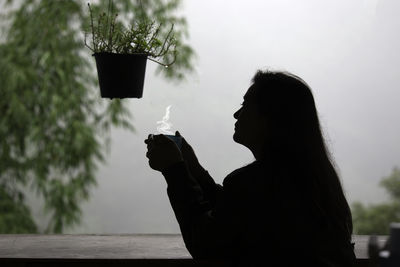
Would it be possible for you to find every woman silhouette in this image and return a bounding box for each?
[145,70,356,266]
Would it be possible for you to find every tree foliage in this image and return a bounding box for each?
[352,167,400,235]
[0,0,194,233]
[0,186,37,233]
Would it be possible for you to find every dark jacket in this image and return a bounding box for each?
[162,160,356,266]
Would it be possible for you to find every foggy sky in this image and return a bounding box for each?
[27,0,400,234]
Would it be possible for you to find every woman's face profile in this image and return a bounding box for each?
[233,85,267,158]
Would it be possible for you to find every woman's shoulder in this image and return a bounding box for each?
[222,160,269,187]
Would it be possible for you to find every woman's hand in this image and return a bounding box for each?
[175,131,205,177]
[145,134,184,172]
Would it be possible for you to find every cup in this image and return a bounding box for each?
[149,134,182,149]
[165,134,182,149]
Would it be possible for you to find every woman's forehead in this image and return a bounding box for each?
[244,84,258,100]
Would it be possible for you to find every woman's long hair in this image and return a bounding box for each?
[251,70,353,242]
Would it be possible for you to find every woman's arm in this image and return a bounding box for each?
[187,164,222,206]
[144,133,240,259]
[176,132,222,205]
[162,161,240,259]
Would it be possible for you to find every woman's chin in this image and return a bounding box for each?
[233,131,241,143]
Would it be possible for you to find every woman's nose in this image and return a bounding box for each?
[233,107,241,119]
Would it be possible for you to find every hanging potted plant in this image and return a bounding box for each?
[84,0,177,99]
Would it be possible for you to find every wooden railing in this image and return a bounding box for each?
[0,234,388,266]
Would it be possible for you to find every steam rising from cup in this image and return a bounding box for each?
[156,105,182,148]
[157,105,173,134]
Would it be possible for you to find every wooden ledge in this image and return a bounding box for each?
[0,234,388,266]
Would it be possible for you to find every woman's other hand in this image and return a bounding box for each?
[145,134,183,172]
[175,131,205,177]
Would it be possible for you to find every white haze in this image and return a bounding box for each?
[23,0,400,233]
[156,105,174,135]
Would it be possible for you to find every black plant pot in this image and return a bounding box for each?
[93,52,148,99]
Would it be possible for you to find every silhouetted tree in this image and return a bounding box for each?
[352,167,400,235]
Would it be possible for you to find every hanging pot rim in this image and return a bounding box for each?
[92,52,149,57]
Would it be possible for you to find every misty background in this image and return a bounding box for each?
[25,0,400,233]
